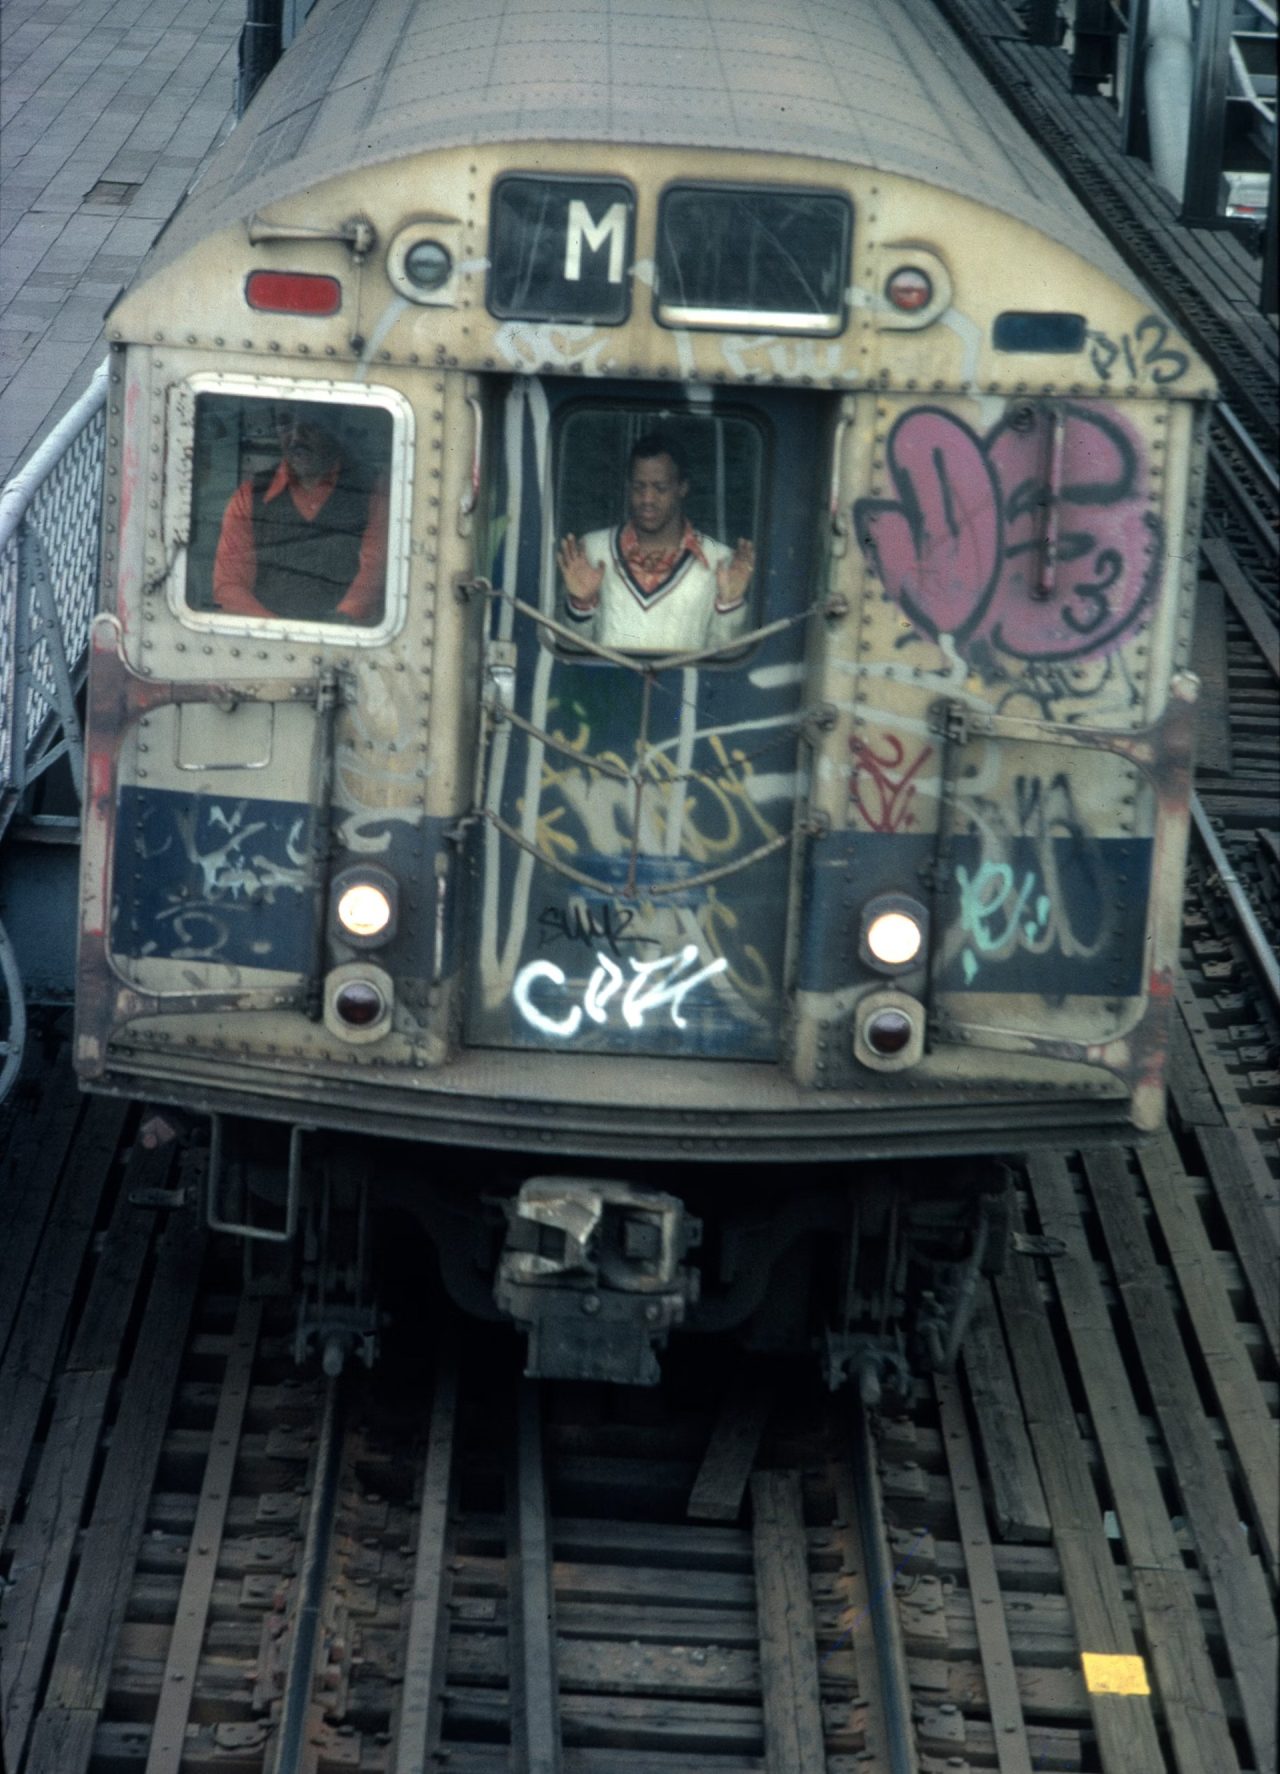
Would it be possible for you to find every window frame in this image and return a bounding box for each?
[653,180,853,338]
[164,372,415,647]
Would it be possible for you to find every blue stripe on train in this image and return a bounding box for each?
[799,829,1153,998]
[111,786,448,977]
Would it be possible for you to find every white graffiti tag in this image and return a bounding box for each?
[514,944,728,1039]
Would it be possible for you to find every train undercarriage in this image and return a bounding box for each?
[183,1112,1014,1398]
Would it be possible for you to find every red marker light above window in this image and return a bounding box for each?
[245,271,342,315]
[885,267,932,312]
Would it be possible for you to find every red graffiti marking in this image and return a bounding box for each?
[854,403,1161,667]
[849,734,934,832]
[87,748,112,805]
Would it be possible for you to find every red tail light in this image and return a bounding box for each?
[885,267,932,312]
[245,270,342,315]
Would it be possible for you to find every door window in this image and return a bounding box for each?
[175,383,408,638]
[552,405,765,656]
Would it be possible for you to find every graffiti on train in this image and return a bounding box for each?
[513,944,729,1038]
[1085,315,1190,386]
[950,771,1122,989]
[854,402,1162,672]
[534,727,786,865]
[849,733,934,833]
[537,901,660,956]
[111,790,313,966]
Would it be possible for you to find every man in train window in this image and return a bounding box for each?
[557,432,755,652]
[212,407,388,624]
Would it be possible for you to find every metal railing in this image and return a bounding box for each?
[0,359,107,840]
[0,359,107,1100]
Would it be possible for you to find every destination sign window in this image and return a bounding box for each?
[489,175,634,324]
[656,185,851,335]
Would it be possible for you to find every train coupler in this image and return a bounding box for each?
[495,1178,701,1386]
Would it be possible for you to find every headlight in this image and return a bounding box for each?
[866,910,922,967]
[859,893,928,975]
[337,882,393,939]
[330,865,398,947]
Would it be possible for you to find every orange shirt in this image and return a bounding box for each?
[212,462,389,622]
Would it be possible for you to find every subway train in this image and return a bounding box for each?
[74,0,1215,1388]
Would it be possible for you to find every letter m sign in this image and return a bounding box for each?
[490,175,633,321]
[564,200,627,284]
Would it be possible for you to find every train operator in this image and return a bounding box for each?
[557,432,755,652]
[212,409,388,623]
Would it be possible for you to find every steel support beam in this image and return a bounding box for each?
[1183,0,1234,220]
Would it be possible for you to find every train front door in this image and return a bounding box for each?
[463,378,829,1061]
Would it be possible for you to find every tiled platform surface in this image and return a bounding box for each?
[0,0,244,482]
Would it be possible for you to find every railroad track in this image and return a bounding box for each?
[1,1059,1275,1774]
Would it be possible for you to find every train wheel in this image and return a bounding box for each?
[0,915,27,1105]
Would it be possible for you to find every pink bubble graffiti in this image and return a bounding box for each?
[854,403,1162,666]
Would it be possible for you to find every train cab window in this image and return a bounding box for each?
[180,389,402,633]
[552,406,764,657]
[655,186,850,335]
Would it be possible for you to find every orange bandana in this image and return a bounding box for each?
[617,520,709,595]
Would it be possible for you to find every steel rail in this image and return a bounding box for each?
[1201,534,1280,682]
[1213,399,1280,505]
[509,1379,563,1774]
[849,1399,919,1774]
[264,1375,345,1774]
[1191,791,1280,1012]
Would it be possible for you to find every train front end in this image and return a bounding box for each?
[75,121,1214,1382]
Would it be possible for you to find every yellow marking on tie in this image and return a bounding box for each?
[1081,1652,1151,1696]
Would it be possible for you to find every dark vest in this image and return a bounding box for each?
[249,471,372,620]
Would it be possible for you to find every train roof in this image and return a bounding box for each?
[138,0,1143,297]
